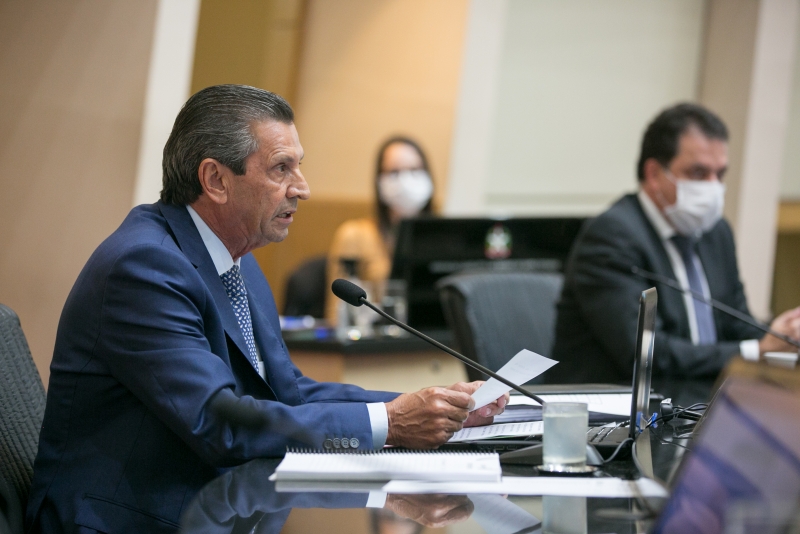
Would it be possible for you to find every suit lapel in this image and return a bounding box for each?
[157,202,271,388]
[629,196,693,336]
[241,255,302,406]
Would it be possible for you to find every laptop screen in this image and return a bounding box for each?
[652,374,800,533]
[629,287,657,440]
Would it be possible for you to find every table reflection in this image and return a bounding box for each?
[179,459,478,534]
[180,458,668,534]
[180,381,711,533]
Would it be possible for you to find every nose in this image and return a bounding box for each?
[288,170,311,200]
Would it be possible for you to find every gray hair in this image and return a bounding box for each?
[160,84,294,205]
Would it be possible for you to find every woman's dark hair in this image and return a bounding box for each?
[373,136,434,235]
[636,103,728,182]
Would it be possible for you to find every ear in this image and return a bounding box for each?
[197,158,230,205]
[641,158,663,189]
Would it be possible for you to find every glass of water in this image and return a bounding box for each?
[543,495,587,534]
[543,402,588,471]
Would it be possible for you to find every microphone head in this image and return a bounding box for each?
[331,279,366,307]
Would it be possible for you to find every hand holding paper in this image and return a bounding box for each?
[470,350,558,410]
[446,381,508,426]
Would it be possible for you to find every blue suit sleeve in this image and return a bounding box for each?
[96,243,389,465]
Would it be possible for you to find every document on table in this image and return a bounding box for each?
[448,421,543,442]
[471,350,558,410]
[269,450,501,482]
[509,392,632,417]
[469,494,540,534]
[382,476,669,498]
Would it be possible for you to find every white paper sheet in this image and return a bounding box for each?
[382,476,669,498]
[448,421,543,442]
[469,494,540,534]
[509,393,632,417]
[471,350,558,409]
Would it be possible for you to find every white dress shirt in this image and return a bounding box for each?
[185,205,390,447]
[637,192,759,360]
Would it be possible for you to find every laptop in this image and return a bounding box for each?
[586,287,657,452]
[651,359,800,533]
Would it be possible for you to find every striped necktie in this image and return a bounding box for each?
[671,235,717,345]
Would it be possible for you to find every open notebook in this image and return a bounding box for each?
[269,449,501,483]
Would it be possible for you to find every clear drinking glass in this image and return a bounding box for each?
[542,495,587,534]
[377,279,408,337]
[543,402,588,470]
[380,279,408,324]
[352,280,376,337]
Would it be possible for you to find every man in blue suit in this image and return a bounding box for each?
[26,85,506,533]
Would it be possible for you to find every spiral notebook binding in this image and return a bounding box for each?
[285,447,489,455]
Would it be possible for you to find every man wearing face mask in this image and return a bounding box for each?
[550,103,800,383]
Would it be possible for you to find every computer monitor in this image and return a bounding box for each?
[390,216,586,330]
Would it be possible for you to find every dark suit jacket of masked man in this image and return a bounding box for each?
[549,193,763,384]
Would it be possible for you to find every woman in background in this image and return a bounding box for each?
[326,136,435,323]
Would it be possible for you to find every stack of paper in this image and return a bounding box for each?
[269,450,502,482]
[510,393,632,417]
[448,421,543,442]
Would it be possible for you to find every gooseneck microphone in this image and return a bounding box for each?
[626,264,800,350]
[331,279,547,406]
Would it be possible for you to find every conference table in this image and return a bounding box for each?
[178,378,714,534]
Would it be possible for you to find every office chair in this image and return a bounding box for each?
[0,304,46,533]
[0,472,17,534]
[283,255,328,318]
[437,272,564,382]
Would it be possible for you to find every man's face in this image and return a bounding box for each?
[225,120,309,250]
[644,127,728,211]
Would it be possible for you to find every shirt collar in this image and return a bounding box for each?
[186,205,240,275]
[637,189,676,241]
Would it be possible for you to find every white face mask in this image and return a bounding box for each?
[662,174,726,237]
[378,169,433,217]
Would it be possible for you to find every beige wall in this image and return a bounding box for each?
[698,0,760,228]
[781,0,800,200]
[190,0,306,103]
[446,0,707,216]
[190,0,471,309]
[293,0,469,208]
[700,0,799,319]
[0,0,158,383]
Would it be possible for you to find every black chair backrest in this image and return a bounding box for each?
[282,256,328,318]
[0,471,19,534]
[437,272,564,382]
[0,304,46,531]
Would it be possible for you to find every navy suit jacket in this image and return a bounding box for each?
[26,202,397,533]
[550,194,763,383]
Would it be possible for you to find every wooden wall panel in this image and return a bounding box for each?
[772,201,800,316]
[0,0,158,383]
[253,198,373,312]
[190,0,306,104]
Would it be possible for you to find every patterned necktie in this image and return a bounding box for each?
[671,235,717,345]
[220,265,259,370]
